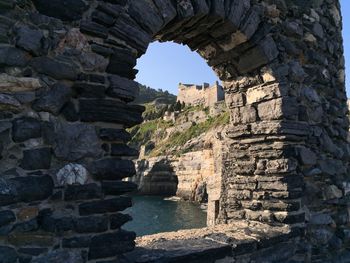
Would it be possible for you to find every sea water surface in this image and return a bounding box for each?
[124,195,207,236]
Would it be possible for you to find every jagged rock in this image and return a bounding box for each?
[32,0,88,21]
[20,148,52,170]
[15,25,45,56]
[30,57,78,80]
[323,185,343,200]
[12,117,42,142]
[0,94,21,112]
[0,74,41,92]
[53,122,102,161]
[56,163,89,186]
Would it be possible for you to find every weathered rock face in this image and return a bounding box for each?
[0,0,348,262]
[134,150,215,203]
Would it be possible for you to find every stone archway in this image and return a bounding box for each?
[0,0,348,262]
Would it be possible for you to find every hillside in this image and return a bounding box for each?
[133,84,177,105]
[128,103,229,157]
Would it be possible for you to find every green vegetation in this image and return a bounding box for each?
[133,85,176,104]
[150,111,229,156]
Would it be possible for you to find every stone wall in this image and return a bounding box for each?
[177,82,225,107]
[0,0,348,262]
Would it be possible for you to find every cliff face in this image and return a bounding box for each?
[131,126,225,205]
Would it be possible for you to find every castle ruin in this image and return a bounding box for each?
[177,82,225,107]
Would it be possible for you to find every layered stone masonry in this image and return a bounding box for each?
[0,0,348,262]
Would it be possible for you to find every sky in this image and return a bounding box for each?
[136,2,350,96]
[341,0,350,96]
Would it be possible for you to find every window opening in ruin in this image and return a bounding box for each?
[124,41,227,236]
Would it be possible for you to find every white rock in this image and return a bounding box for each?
[56,163,89,186]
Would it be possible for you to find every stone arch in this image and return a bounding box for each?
[0,0,348,262]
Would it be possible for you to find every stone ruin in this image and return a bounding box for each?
[177,81,225,107]
[0,0,349,262]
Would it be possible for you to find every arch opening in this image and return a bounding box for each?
[0,0,348,262]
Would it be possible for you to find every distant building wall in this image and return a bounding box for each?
[177,82,224,107]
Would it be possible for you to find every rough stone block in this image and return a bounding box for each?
[15,25,45,56]
[0,210,15,227]
[12,117,41,143]
[0,246,18,263]
[128,0,164,34]
[79,99,144,127]
[102,181,138,196]
[79,197,132,215]
[32,82,72,115]
[111,144,139,157]
[0,46,30,67]
[30,57,78,80]
[20,148,52,170]
[75,215,108,233]
[89,158,136,180]
[73,82,106,98]
[107,74,139,102]
[99,128,131,142]
[62,236,91,248]
[110,213,132,229]
[88,230,136,259]
[80,21,108,39]
[53,122,102,162]
[246,83,283,105]
[230,105,257,124]
[64,184,102,201]
[32,0,88,21]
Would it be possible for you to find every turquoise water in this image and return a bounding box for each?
[124,195,207,236]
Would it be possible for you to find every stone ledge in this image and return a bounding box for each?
[124,221,294,262]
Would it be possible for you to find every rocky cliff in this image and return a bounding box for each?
[130,105,227,203]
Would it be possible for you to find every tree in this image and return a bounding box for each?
[174,101,182,111]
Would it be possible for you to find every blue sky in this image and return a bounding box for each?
[136,2,350,96]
